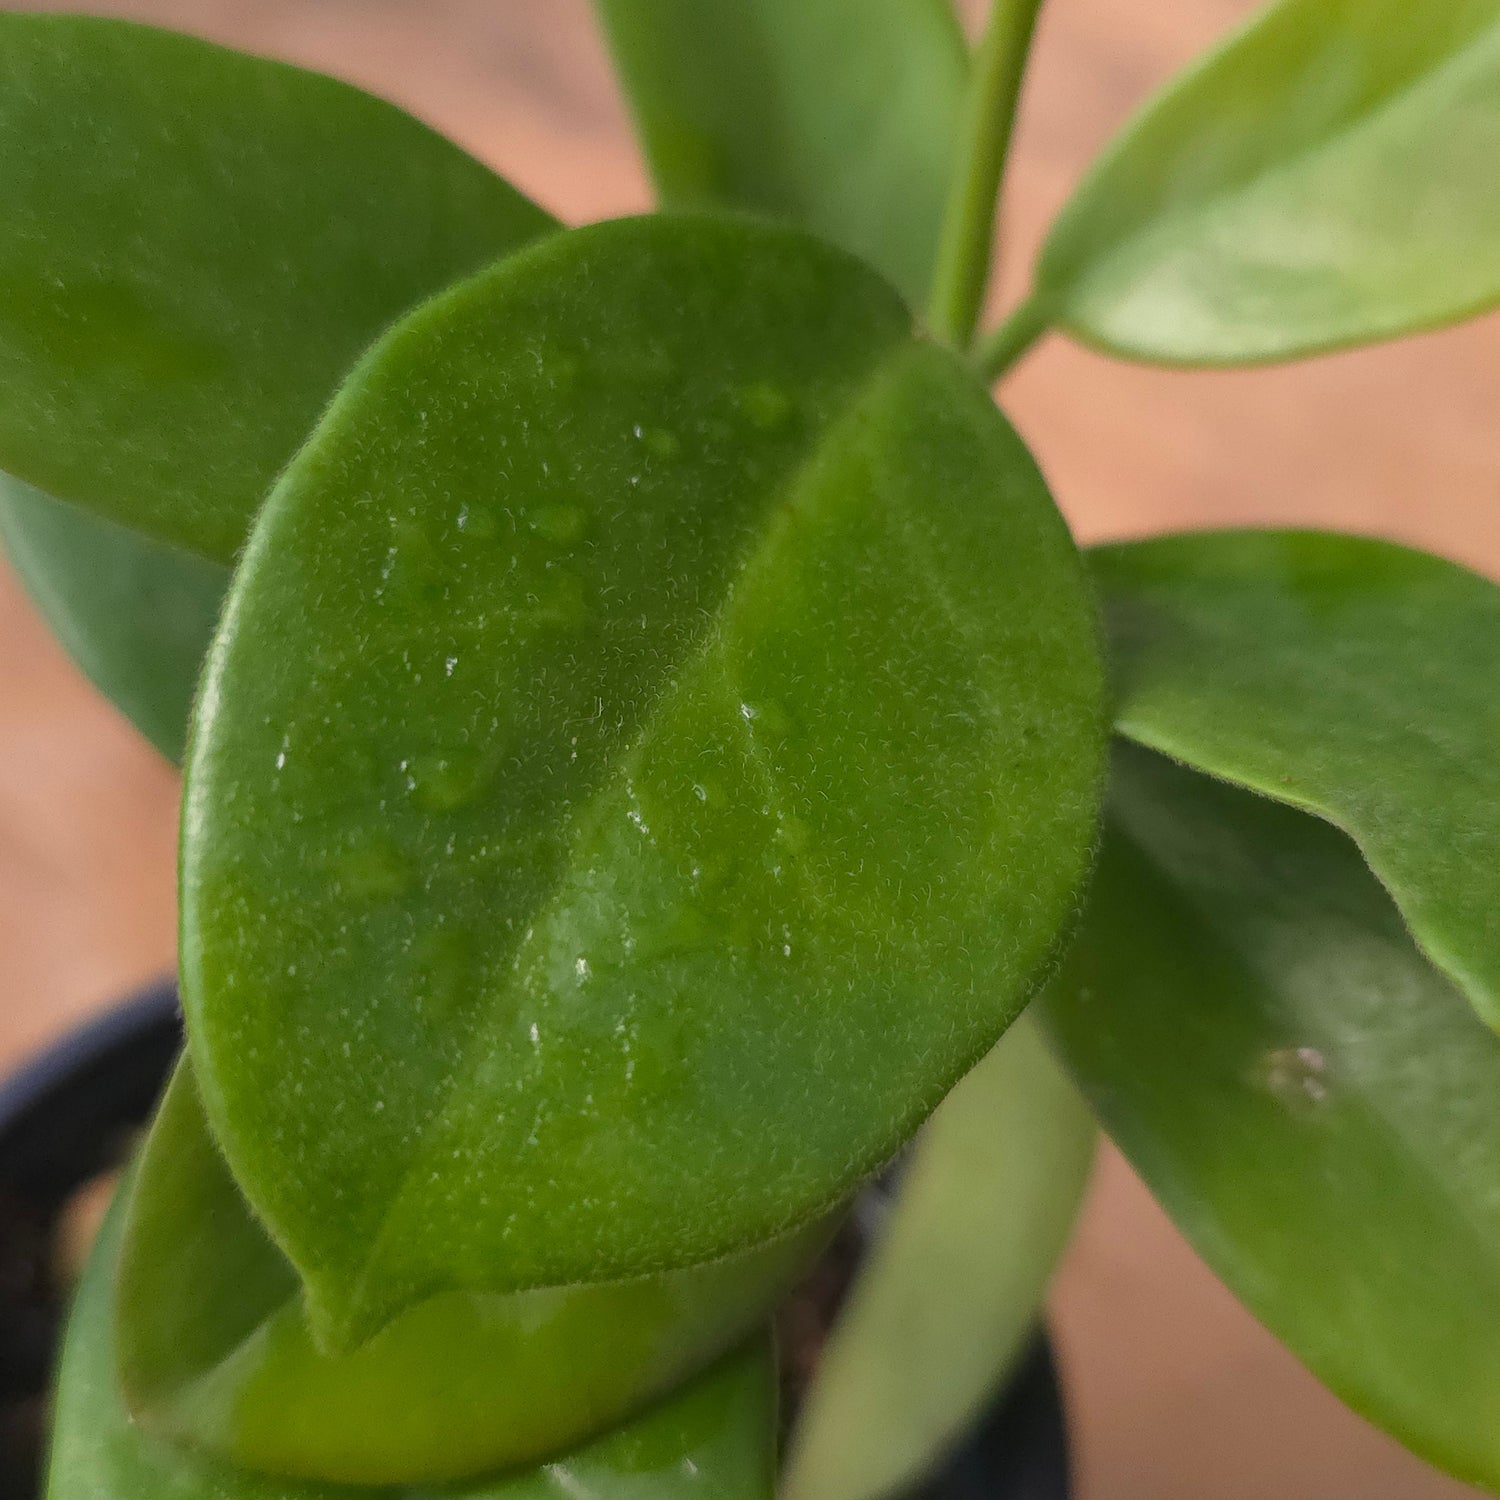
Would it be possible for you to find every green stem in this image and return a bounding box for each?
[926,0,1047,350]
[976,292,1051,381]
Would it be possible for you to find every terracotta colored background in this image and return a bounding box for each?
[1,3,1494,1495]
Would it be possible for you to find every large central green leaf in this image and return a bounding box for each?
[181,215,1105,1350]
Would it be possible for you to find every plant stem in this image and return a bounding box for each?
[927,0,1047,350]
[976,291,1051,381]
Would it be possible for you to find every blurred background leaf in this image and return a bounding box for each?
[1029,0,1500,364]
[1092,529,1500,1031]
[0,477,227,764]
[0,13,555,562]
[1044,744,1500,1491]
[593,0,968,305]
[784,1014,1094,1500]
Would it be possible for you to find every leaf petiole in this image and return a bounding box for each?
[927,0,1047,350]
[975,290,1051,381]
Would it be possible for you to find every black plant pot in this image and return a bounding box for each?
[0,985,1070,1500]
[0,981,180,1500]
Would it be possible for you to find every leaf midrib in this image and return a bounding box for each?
[330,341,926,1335]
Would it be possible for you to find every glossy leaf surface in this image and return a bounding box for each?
[1092,529,1500,1030]
[0,475,227,763]
[1034,0,1500,364]
[117,1062,826,1485]
[52,1182,777,1500]
[592,0,968,305]
[0,13,554,561]
[782,1015,1094,1500]
[1043,745,1500,1490]
[182,215,1105,1348]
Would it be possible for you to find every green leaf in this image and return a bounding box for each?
[0,13,555,563]
[116,1060,827,1485]
[471,1341,778,1500]
[1042,744,1500,1491]
[181,214,1105,1348]
[1091,529,1500,1031]
[782,1014,1094,1500]
[0,475,228,763]
[1030,0,1500,365]
[51,1176,778,1500]
[591,0,968,306]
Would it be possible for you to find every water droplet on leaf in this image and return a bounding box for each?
[775,814,810,855]
[635,424,681,460]
[530,505,587,544]
[335,836,411,900]
[1257,1045,1331,1115]
[735,381,794,431]
[455,502,498,541]
[406,747,494,813]
[529,568,589,631]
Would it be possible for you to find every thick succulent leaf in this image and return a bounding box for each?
[1032,0,1500,364]
[0,475,227,763]
[591,0,967,305]
[1042,744,1500,1490]
[1091,529,1500,1031]
[51,1181,777,1500]
[782,1014,1094,1500]
[181,215,1105,1348]
[116,1061,827,1485]
[0,13,555,563]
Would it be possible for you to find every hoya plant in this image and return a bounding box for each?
[3,1,1499,1496]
